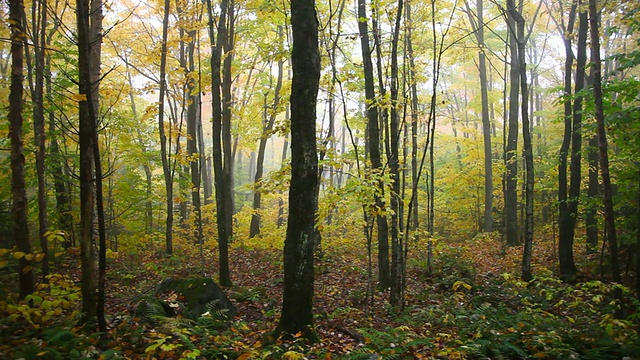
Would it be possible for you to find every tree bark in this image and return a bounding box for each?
[586,134,599,252]
[465,0,493,232]
[159,0,174,255]
[505,6,520,246]
[185,30,204,246]
[207,0,233,287]
[588,0,622,297]
[9,0,35,300]
[357,0,390,290]
[389,0,404,308]
[77,0,98,322]
[507,0,534,282]
[275,0,320,339]
[28,0,50,279]
[559,3,587,280]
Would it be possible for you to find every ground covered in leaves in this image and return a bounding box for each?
[1,232,640,359]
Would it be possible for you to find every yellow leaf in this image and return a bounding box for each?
[0,248,10,257]
[22,265,33,273]
[25,253,35,261]
[0,260,7,268]
[71,93,87,102]
[282,351,305,360]
[34,253,45,262]
[13,251,26,259]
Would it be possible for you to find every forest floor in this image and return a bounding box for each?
[1,231,640,359]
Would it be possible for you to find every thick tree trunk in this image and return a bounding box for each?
[275,0,320,339]
[9,0,35,300]
[357,0,390,290]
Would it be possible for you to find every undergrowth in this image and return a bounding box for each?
[1,234,639,359]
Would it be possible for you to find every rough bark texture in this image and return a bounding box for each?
[357,0,390,289]
[9,0,35,300]
[275,0,320,338]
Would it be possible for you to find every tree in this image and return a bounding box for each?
[507,0,534,281]
[588,0,622,301]
[275,0,320,339]
[356,0,390,289]
[465,0,493,233]
[388,0,404,308]
[77,0,98,324]
[558,1,587,281]
[207,0,233,287]
[9,0,35,300]
[158,0,174,255]
[26,0,50,279]
[504,0,521,246]
[250,28,285,238]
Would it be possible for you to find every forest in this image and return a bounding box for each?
[1,0,640,357]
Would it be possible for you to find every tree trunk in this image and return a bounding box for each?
[357,0,390,290]
[586,134,599,252]
[77,0,98,322]
[389,0,404,308]
[559,4,587,281]
[275,0,320,339]
[187,32,204,246]
[29,0,50,279]
[588,0,622,300]
[507,0,534,282]
[159,0,174,255]
[207,0,233,287]
[406,1,419,232]
[505,7,520,246]
[465,0,493,233]
[9,0,35,300]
